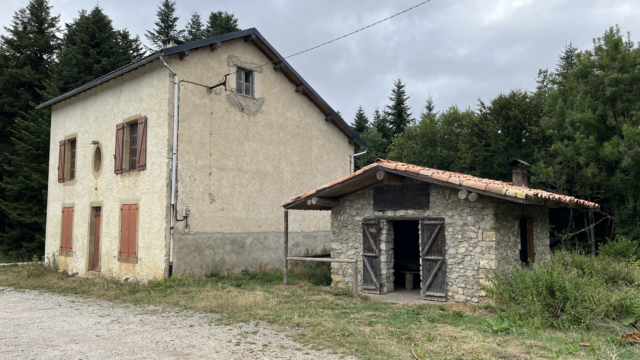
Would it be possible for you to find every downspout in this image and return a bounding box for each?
[160,54,178,277]
[350,148,367,174]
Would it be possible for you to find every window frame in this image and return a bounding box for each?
[236,67,253,98]
[69,139,77,180]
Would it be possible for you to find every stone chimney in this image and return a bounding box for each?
[163,36,185,48]
[512,169,528,188]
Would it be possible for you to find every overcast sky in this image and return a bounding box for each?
[3,0,640,122]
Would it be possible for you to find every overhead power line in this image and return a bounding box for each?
[221,0,433,81]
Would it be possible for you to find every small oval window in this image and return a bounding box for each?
[93,147,102,173]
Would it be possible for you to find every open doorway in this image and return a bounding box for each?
[392,221,421,292]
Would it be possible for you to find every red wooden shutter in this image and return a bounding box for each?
[114,123,124,174]
[120,204,138,258]
[61,207,73,251]
[527,218,535,264]
[136,116,147,171]
[58,140,66,182]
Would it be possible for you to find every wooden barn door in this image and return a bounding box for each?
[421,218,446,301]
[362,219,381,294]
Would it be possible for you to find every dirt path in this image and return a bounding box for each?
[0,287,353,359]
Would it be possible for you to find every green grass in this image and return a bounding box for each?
[0,262,638,359]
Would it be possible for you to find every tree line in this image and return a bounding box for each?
[350,26,640,253]
[0,0,240,258]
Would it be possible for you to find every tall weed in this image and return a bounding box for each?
[485,252,640,330]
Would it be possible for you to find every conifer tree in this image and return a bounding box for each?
[352,106,369,134]
[205,11,240,37]
[54,6,130,94]
[183,12,205,42]
[0,0,60,257]
[145,0,184,49]
[420,95,436,122]
[117,29,147,62]
[372,107,392,142]
[384,77,412,137]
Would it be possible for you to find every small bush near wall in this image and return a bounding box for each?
[599,236,640,261]
[485,251,640,330]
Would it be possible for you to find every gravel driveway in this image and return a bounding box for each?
[0,287,353,359]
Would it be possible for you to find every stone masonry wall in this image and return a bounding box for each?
[331,181,505,303]
[495,203,550,269]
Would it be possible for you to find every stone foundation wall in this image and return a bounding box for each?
[331,182,515,303]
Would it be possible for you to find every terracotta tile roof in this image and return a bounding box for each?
[282,159,600,211]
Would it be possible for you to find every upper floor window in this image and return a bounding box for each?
[236,68,252,97]
[57,137,77,183]
[114,116,147,174]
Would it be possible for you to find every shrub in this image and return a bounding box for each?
[485,252,640,330]
[599,236,640,261]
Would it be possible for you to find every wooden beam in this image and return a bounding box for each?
[244,34,256,42]
[348,138,356,144]
[376,170,404,183]
[325,115,334,122]
[178,49,190,60]
[458,189,468,199]
[468,192,479,202]
[283,209,289,286]
[295,85,307,94]
[307,197,339,207]
[273,63,285,71]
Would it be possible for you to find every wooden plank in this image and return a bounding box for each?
[421,218,446,299]
[373,185,430,210]
[283,209,288,285]
[307,197,339,207]
[286,257,355,263]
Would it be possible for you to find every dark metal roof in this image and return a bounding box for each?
[37,28,365,147]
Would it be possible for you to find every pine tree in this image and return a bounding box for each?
[372,107,392,142]
[384,77,412,137]
[205,11,240,37]
[352,106,369,134]
[145,0,184,50]
[54,6,130,94]
[117,29,147,62]
[183,12,205,42]
[0,0,60,258]
[419,95,436,122]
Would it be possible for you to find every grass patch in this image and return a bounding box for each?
[0,263,638,359]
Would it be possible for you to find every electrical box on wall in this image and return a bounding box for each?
[183,206,190,217]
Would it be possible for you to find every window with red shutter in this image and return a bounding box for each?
[61,207,73,252]
[58,140,66,182]
[114,123,124,174]
[120,204,138,258]
[136,116,147,171]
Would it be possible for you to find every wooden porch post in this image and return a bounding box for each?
[283,209,289,286]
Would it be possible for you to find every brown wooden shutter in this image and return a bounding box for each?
[527,218,535,264]
[136,116,147,171]
[114,123,124,174]
[58,140,66,182]
[61,207,73,251]
[120,204,138,258]
[361,219,381,293]
[421,218,446,301]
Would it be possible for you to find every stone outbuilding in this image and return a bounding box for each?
[281,159,599,303]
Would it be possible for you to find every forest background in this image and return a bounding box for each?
[1,0,639,259]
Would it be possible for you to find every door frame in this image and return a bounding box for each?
[87,202,103,272]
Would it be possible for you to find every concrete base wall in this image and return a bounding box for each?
[173,231,330,275]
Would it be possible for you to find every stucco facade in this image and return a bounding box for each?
[44,30,356,279]
[45,61,172,280]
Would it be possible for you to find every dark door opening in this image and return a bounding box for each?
[393,221,421,291]
[519,217,535,264]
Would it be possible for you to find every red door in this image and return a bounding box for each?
[93,212,101,271]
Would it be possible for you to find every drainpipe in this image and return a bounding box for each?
[350,148,367,174]
[160,55,178,277]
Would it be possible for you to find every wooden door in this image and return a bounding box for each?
[526,217,535,264]
[421,218,446,301]
[93,211,101,271]
[361,219,381,294]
